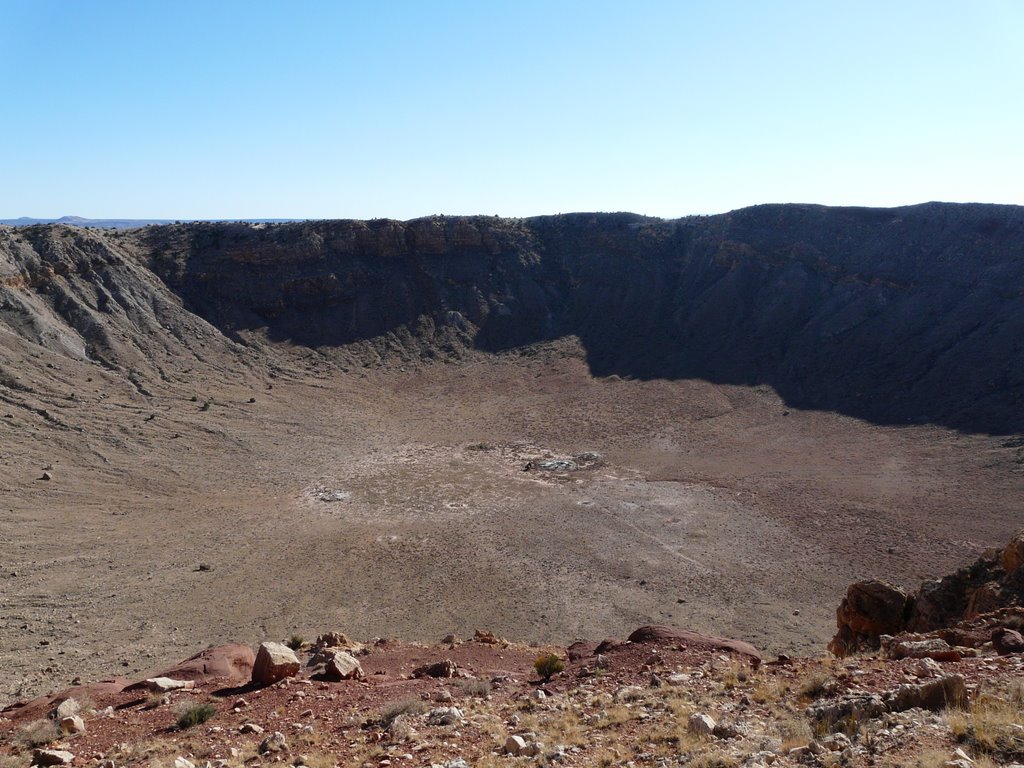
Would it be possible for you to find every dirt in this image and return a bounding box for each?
[1,334,1020,710]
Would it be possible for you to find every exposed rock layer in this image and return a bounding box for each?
[2,202,1024,432]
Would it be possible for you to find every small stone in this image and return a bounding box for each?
[687,712,716,736]
[531,689,546,701]
[174,759,195,768]
[426,707,463,726]
[146,677,196,693]
[522,742,544,757]
[240,723,264,734]
[60,715,86,735]
[505,735,527,755]
[258,732,288,754]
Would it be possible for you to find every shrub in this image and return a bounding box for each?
[286,634,304,651]
[534,653,564,681]
[379,698,426,728]
[176,702,216,730]
[14,719,60,748]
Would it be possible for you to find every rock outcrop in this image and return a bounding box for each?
[831,530,1024,656]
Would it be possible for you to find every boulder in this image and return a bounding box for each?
[504,735,527,755]
[412,659,458,678]
[323,650,364,680]
[829,580,909,656]
[992,627,1024,655]
[889,638,961,662]
[251,642,301,685]
[687,712,716,736]
[31,751,74,767]
[627,625,761,668]
[1000,530,1024,574]
[156,643,256,682]
[886,674,967,712]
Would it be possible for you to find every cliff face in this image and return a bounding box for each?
[2,202,1023,432]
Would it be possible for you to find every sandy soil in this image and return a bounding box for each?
[1,337,1021,709]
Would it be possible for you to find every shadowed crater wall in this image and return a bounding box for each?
[3,202,1023,433]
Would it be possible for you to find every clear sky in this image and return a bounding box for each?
[1,1,1022,220]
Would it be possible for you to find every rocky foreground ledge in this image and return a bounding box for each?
[1,617,1023,768]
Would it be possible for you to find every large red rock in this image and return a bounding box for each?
[992,627,1024,655]
[156,643,256,682]
[829,580,910,656]
[626,626,761,667]
[1,680,130,721]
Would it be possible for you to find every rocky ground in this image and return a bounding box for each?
[2,623,1024,768]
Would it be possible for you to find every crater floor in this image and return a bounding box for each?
[1,339,1020,708]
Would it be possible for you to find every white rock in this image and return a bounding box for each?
[426,707,463,726]
[251,642,301,685]
[913,658,943,678]
[174,759,195,768]
[54,698,80,720]
[687,712,716,736]
[258,731,288,754]
[505,735,527,755]
[324,650,364,681]
[146,677,196,693]
[522,741,544,757]
[59,715,86,735]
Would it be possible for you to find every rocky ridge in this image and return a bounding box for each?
[2,202,1024,432]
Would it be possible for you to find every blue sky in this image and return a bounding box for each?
[1,1,1021,219]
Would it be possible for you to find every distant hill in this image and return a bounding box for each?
[0,215,300,229]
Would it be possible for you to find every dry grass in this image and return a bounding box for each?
[457,678,491,698]
[378,697,427,727]
[13,719,60,749]
[0,755,32,768]
[688,752,740,768]
[774,712,812,750]
[947,679,1024,761]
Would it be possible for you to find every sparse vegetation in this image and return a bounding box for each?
[534,652,564,681]
[175,701,216,730]
[14,718,60,748]
[948,679,1024,760]
[286,634,304,650]
[378,697,427,728]
[457,678,491,698]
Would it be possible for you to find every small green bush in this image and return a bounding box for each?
[534,653,564,681]
[176,702,216,730]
